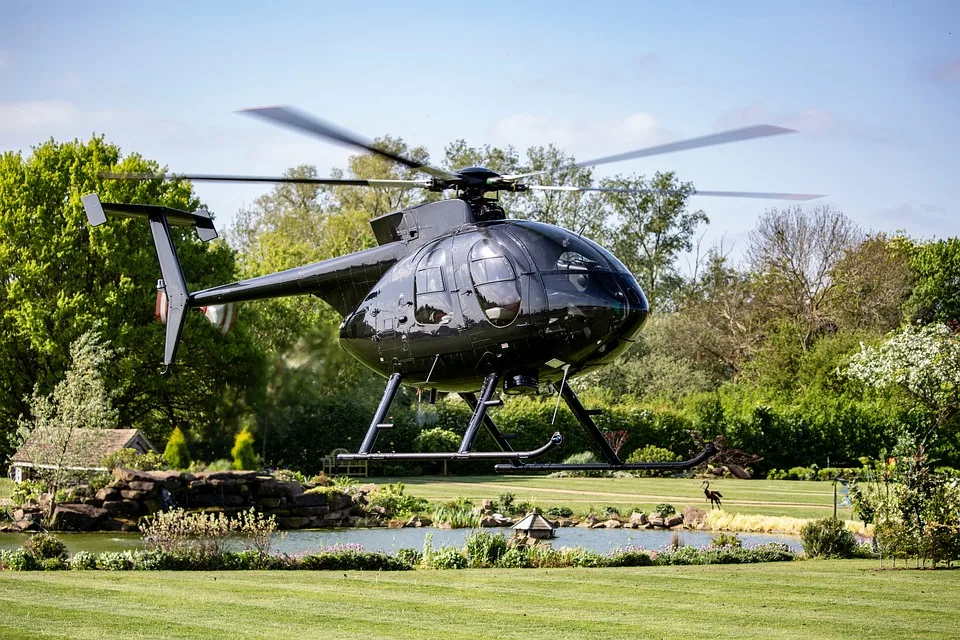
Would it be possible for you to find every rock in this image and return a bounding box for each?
[255,480,303,498]
[112,468,154,483]
[665,514,684,528]
[276,516,311,529]
[629,512,647,528]
[51,504,108,531]
[558,519,575,528]
[82,498,104,507]
[601,519,623,529]
[682,506,706,526]
[648,513,665,528]
[328,493,353,511]
[195,470,258,482]
[127,481,157,493]
[480,499,494,513]
[143,498,165,513]
[120,490,146,501]
[479,516,502,527]
[293,492,327,507]
[95,489,121,502]
[291,506,327,517]
[13,519,44,533]
[259,497,282,508]
[726,463,752,479]
[404,515,432,528]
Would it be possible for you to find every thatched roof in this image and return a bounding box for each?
[11,428,157,470]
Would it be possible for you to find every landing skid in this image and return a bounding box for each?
[336,373,716,473]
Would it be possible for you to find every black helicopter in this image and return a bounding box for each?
[83,106,822,473]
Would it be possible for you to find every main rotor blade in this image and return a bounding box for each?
[503,124,796,181]
[100,172,432,189]
[527,185,824,201]
[239,106,459,182]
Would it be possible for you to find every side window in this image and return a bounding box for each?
[415,247,453,325]
[469,239,521,327]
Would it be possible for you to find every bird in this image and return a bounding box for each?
[701,481,723,510]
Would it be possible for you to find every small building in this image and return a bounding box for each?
[512,513,557,540]
[9,428,157,483]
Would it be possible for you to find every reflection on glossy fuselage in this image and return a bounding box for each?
[340,220,648,392]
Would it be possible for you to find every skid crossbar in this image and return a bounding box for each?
[493,443,716,473]
[338,433,562,461]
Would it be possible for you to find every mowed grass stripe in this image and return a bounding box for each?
[2,562,958,639]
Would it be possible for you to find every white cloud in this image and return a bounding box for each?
[489,112,669,159]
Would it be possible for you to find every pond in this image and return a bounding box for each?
[0,527,802,556]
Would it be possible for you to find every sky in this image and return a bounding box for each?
[2,0,958,267]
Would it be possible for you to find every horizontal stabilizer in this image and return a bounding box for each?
[82,193,218,242]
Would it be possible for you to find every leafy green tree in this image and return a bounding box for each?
[231,428,259,470]
[904,237,960,325]
[0,138,265,464]
[14,328,117,515]
[601,171,707,310]
[163,427,191,470]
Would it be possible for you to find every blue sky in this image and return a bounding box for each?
[2,0,958,264]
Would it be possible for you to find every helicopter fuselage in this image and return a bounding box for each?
[339,218,648,393]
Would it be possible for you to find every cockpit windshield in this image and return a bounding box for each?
[505,221,617,274]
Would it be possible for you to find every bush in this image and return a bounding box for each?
[101,449,166,471]
[711,532,743,548]
[1,549,41,571]
[800,518,857,558]
[552,452,603,478]
[24,533,68,562]
[626,445,681,477]
[70,551,97,570]
[562,547,608,568]
[766,468,788,480]
[413,428,461,453]
[464,531,508,568]
[96,551,135,571]
[545,506,574,518]
[366,483,428,519]
[427,546,468,569]
[394,548,422,567]
[163,427,192,469]
[654,503,676,518]
[231,429,260,471]
[608,549,653,567]
[496,547,530,569]
[298,551,410,571]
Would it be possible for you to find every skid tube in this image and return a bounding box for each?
[493,442,716,473]
[338,432,562,462]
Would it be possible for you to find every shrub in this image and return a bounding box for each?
[163,427,192,469]
[553,452,603,477]
[70,551,97,570]
[413,428,461,453]
[608,548,653,567]
[234,509,279,557]
[626,445,681,477]
[427,546,468,569]
[140,508,233,558]
[231,429,260,471]
[464,531,508,568]
[432,500,480,528]
[366,483,428,519]
[654,503,676,518]
[40,557,67,571]
[96,551,135,571]
[298,551,410,571]
[563,547,608,568]
[766,468,788,480]
[11,480,46,506]
[545,506,574,518]
[394,548,422,567]
[24,533,68,562]
[496,547,530,569]
[711,532,743,548]
[787,466,815,481]
[101,449,166,471]
[526,544,566,568]
[2,549,40,571]
[800,518,857,558]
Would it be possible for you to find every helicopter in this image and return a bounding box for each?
[82,106,823,473]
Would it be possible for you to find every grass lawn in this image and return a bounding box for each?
[0,478,12,505]
[0,561,956,639]
[369,475,849,520]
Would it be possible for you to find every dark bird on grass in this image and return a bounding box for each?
[701,481,723,510]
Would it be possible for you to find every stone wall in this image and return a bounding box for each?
[42,469,364,532]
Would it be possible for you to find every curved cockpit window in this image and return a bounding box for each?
[469,239,521,327]
[415,247,453,325]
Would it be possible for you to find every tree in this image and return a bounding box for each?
[828,234,912,333]
[14,329,117,515]
[231,429,259,470]
[847,323,960,442]
[601,171,707,310]
[904,237,960,325]
[0,138,265,464]
[163,427,191,470]
[746,205,861,349]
